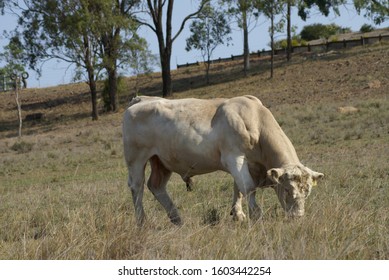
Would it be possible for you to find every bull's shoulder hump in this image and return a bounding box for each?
[222,95,264,111]
[128,96,163,108]
[242,95,263,105]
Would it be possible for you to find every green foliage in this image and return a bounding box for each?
[0,34,26,76]
[297,0,345,21]
[274,37,308,49]
[354,0,388,25]
[186,3,232,61]
[300,23,347,41]
[186,2,231,83]
[102,76,126,111]
[360,23,376,33]
[12,0,145,117]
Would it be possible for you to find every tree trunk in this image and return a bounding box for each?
[107,68,118,112]
[205,59,211,85]
[88,72,98,121]
[286,1,292,62]
[84,34,98,120]
[242,8,250,75]
[270,3,274,79]
[161,53,172,97]
[89,78,98,121]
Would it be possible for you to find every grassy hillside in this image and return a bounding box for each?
[0,43,388,259]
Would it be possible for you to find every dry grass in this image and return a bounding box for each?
[0,44,388,259]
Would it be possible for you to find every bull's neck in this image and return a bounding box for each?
[260,112,300,169]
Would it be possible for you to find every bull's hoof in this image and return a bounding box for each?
[232,211,246,222]
[170,215,182,226]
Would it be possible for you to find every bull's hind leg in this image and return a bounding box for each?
[147,156,182,225]
[127,162,147,226]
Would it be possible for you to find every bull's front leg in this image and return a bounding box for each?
[231,182,246,221]
[223,154,262,221]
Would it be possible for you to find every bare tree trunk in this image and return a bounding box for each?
[161,52,172,97]
[205,58,211,85]
[107,68,118,111]
[270,3,274,79]
[145,0,209,98]
[85,60,98,120]
[83,34,98,120]
[242,7,250,75]
[88,75,99,121]
[286,0,292,62]
[14,78,22,138]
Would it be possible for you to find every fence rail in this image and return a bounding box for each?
[177,34,389,69]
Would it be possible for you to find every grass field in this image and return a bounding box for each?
[0,44,388,259]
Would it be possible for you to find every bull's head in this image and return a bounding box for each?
[267,165,324,217]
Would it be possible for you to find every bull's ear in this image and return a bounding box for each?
[267,168,284,184]
[310,171,324,187]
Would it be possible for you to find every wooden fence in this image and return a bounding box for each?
[177,33,389,69]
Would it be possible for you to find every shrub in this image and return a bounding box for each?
[300,23,345,41]
[10,141,33,153]
[360,24,375,33]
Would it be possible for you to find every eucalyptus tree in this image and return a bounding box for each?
[138,0,210,97]
[8,0,146,119]
[185,2,232,84]
[222,0,259,75]
[258,0,284,77]
[354,0,388,24]
[93,0,142,112]
[14,0,104,119]
[0,34,26,80]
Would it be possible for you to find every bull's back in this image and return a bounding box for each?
[122,95,264,176]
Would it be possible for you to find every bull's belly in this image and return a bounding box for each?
[156,149,223,177]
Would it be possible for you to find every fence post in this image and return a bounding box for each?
[343,39,346,48]
[361,36,364,46]
[231,55,234,61]
[308,44,311,52]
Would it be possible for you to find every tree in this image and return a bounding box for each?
[14,0,106,120]
[223,0,258,75]
[297,0,344,21]
[259,0,284,78]
[0,34,26,83]
[185,3,232,84]
[10,0,146,120]
[300,23,344,40]
[128,41,158,97]
[138,0,210,97]
[354,0,389,24]
[94,0,143,112]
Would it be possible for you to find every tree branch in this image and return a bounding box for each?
[172,0,210,43]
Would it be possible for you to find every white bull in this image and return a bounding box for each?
[122,95,323,225]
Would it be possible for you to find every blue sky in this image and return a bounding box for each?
[0,1,385,88]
